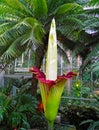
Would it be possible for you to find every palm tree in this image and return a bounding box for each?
[73,0,99,77]
[0,0,99,95]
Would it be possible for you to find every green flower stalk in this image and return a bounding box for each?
[29,19,77,130]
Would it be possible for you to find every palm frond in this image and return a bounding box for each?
[32,0,48,18]
[47,0,65,13]
[0,16,45,64]
[0,22,17,35]
[5,0,32,16]
[0,17,44,46]
[88,0,99,6]
[77,30,97,44]
[0,0,99,72]
[0,2,26,19]
[85,7,99,15]
[1,36,27,63]
[57,17,83,41]
[0,21,28,47]
[22,17,45,44]
[47,0,81,14]
[83,0,99,16]
[83,17,99,30]
[54,3,83,15]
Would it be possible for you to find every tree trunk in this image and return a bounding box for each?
[30,42,47,96]
[30,45,45,96]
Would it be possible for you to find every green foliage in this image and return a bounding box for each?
[32,0,48,18]
[30,112,47,130]
[0,0,99,68]
[72,80,91,98]
[88,0,99,6]
[60,105,99,130]
[54,3,83,15]
[0,92,11,122]
[92,61,99,73]
[80,120,99,130]
[81,62,99,92]
[0,84,40,129]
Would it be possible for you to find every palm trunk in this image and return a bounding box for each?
[30,39,47,96]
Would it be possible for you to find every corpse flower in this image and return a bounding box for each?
[29,19,77,130]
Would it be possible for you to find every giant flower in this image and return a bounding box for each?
[29,19,77,130]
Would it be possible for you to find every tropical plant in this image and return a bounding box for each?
[0,0,99,95]
[80,119,99,130]
[0,84,40,130]
[60,105,99,130]
[0,0,84,64]
[0,86,11,123]
[30,18,77,130]
[77,0,99,75]
[30,112,47,130]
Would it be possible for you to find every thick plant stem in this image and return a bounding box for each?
[48,121,54,130]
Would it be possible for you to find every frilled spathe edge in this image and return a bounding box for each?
[29,67,77,88]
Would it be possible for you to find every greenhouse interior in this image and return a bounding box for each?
[0,0,99,130]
